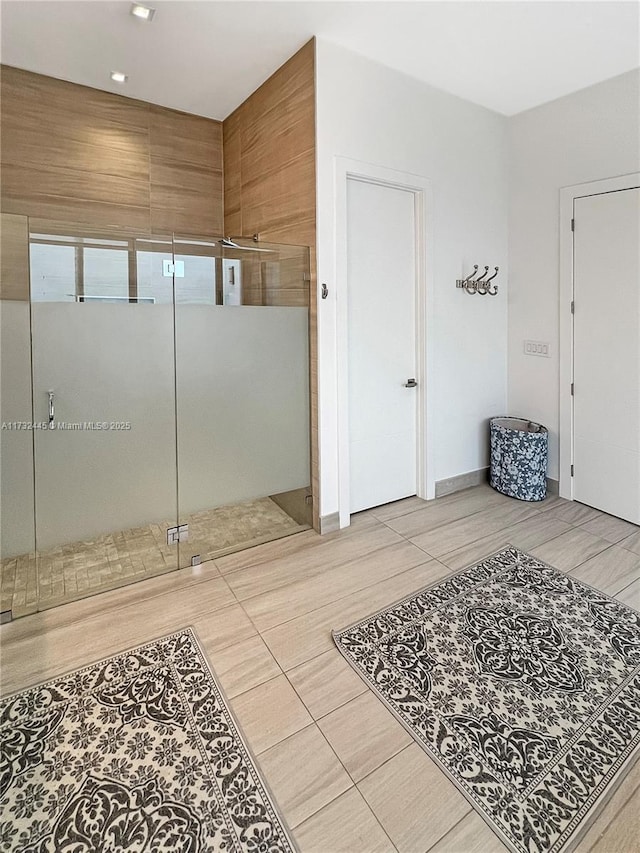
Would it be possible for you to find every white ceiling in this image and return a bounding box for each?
[1,0,638,119]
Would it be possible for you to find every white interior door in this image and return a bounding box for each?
[573,187,640,523]
[347,178,417,513]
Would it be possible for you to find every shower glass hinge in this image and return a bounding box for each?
[167,524,189,545]
[570,464,574,477]
[162,260,185,278]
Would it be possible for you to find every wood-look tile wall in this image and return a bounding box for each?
[1,51,319,529]
[0,213,29,301]
[223,40,319,529]
[0,65,223,293]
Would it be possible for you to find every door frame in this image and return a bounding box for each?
[558,172,640,500]
[335,157,434,527]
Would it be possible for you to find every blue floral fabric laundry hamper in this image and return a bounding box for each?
[489,417,548,501]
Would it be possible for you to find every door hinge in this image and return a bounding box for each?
[570,382,574,396]
[570,464,574,477]
[167,524,189,545]
[571,218,575,232]
[570,300,575,314]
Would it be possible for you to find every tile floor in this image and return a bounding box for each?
[1,496,305,618]
[1,484,639,852]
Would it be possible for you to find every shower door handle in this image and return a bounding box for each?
[48,391,55,429]
[403,379,418,388]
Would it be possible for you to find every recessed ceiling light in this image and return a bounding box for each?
[130,4,155,20]
[110,71,128,84]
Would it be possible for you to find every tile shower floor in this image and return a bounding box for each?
[1,497,306,618]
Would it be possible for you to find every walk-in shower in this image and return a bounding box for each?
[0,216,312,618]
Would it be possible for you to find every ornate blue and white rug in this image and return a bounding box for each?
[333,546,640,853]
[0,629,296,852]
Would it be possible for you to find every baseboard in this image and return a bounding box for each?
[435,468,489,498]
[319,511,340,534]
[323,474,558,533]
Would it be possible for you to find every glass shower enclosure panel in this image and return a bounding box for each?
[0,213,36,618]
[1,223,313,618]
[174,235,312,567]
[28,220,179,609]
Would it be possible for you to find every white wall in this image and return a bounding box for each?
[508,70,640,480]
[315,40,509,520]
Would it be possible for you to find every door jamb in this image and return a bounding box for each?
[335,157,434,528]
[558,172,640,499]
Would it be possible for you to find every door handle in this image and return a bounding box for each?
[48,390,55,429]
[404,379,418,388]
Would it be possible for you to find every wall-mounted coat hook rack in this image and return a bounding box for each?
[456,265,499,296]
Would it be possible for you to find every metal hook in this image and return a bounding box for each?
[461,265,478,294]
[474,266,489,295]
[485,267,499,296]
[463,264,478,284]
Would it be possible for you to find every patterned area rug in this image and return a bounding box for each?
[0,629,296,852]
[334,546,640,853]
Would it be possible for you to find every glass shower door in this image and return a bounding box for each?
[29,220,180,610]
[174,234,312,568]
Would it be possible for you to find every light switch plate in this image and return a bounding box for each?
[524,340,551,357]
